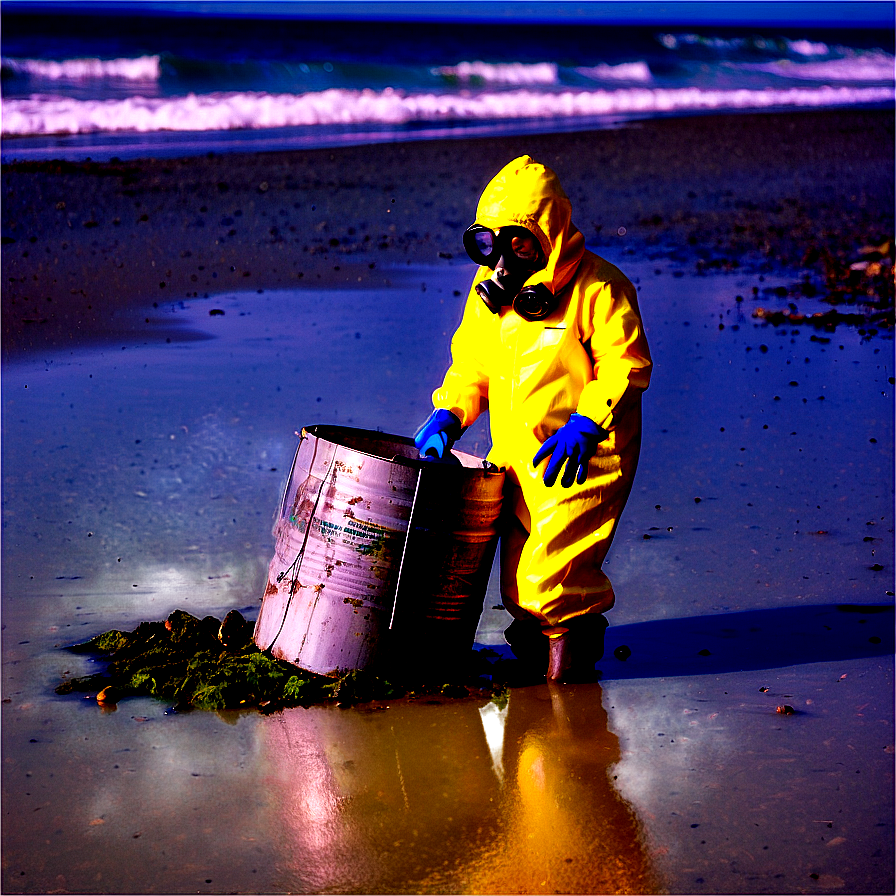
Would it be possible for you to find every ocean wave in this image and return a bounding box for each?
[788,39,833,57]
[434,61,559,85]
[740,51,896,83]
[574,62,653,83]
[659,33,836,58]
[3,84,893,138]
[1,55,161,81]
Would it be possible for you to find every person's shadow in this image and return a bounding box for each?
[602,603,894,679]
[483,603,894,679]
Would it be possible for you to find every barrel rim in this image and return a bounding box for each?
[301,424,503,475]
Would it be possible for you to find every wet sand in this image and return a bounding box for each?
[3,109,893,357]
[2,109,894,894]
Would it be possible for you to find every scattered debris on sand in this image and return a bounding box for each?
[752,239,894,332]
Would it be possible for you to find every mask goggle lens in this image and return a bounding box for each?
[471,228,495,261]
[464,224,543,268]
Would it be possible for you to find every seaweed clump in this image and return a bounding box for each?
[55,609,507,713]
[56,609,392,712]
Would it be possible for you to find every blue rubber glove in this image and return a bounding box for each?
[414,409,462,459]
[533,413,609,488]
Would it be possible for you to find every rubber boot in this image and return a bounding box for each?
[546,614,608,683]
[504,616,548,666]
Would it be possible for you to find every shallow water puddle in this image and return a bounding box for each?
[260,683,662,894]
[2,262,892,893]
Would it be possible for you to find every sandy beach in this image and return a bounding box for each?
[3,109,893,357]
[2,107,894,894]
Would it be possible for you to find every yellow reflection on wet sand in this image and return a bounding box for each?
[260,682,661,894]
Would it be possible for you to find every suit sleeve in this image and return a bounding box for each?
[431,287,492,428]
[575,277,652,431]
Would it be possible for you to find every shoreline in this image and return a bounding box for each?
[2,108,893,359]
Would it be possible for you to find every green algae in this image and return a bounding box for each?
[84,630,131,653]
[55,608,509,712]
[56,610,283,710]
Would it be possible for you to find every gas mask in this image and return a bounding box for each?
[463,224,557,321]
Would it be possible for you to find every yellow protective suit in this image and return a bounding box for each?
[432,156,652,630]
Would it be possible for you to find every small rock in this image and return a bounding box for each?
[218,610,251,650]
[97,686,120,705]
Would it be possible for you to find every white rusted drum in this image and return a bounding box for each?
[254,425,504,676]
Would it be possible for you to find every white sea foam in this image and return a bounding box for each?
[3,84,893,138]
[788,39,833,57]
[434,61,559,85]
[660,34,837,57]
[2,55,162,81]
[574,61,653,83]
[743,51,896,83]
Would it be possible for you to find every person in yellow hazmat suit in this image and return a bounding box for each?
[415,155,652,682]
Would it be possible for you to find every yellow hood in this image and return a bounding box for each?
[473,155,586,295]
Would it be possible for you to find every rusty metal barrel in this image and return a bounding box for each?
[253,425,504,677]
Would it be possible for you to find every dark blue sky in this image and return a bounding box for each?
[2,0,894,28]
